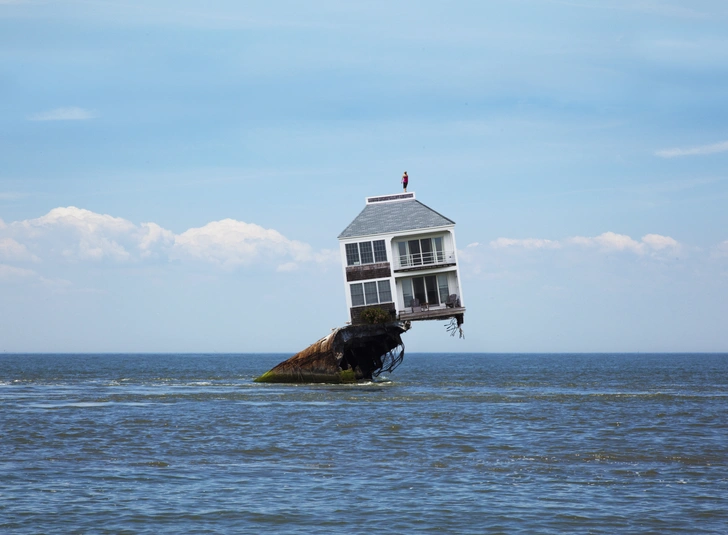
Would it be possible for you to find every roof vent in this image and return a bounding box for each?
[366,192,415,205]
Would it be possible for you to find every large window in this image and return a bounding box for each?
[396,237,444,267]
[345,240,387,266]
[402,274,450,307]
[350,280,392,307]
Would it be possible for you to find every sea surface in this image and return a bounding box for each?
[1,353,727,534]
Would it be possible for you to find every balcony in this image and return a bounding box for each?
[398,304,466,322]
[394,250,456,272]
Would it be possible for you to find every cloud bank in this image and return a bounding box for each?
[2,206,337,273]
[488,231,680,256]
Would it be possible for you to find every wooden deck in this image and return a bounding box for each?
[398,306,465,322]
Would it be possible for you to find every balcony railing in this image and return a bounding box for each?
[395,250,456,270]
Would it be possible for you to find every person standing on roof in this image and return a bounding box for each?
[402,171,409,192]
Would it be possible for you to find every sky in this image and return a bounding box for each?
[1,0,727,353]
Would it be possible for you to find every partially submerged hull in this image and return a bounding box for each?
[255,323,408,384]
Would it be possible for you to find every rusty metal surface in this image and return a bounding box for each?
[255,323,408,383]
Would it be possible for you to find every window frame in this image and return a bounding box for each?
[372,240,387,263]
[350,282,365,306]
[402,274,447,307]
[345,239,388,266]
[349,279,393,307]
[345,243,361,266]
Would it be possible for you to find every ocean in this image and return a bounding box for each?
[1,353,726,534]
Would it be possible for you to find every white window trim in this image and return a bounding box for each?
[345,239,388,266]
[349,279,393,307]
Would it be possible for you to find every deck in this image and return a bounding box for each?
[398,305,466,322]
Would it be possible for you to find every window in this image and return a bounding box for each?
[360,242,374,264]
[398,242,407,265]
[402,279,414,308]
[346,243,360,266]
[373,240,387,262]
[364,281,379,304]
[437,274,450,303]
[404,275,442,306]
[350,279,392,307]
[350,283,365,306]
[433,237,444,262]
[425,276,439,305]
[407,239,421,265]
[345,240,388,266]
[377,280,392,303]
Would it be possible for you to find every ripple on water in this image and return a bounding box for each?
[1,353,727,534]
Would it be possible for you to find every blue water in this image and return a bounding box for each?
[1,353,727,534]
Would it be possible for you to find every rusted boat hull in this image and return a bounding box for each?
[255,323,408,383]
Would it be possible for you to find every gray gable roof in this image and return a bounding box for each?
[338,199,455,239]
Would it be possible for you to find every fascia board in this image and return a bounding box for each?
[338,224,455,242]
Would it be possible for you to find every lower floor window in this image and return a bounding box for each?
[402,274,450,307]
[351,283,365,306]
[350,280,392,307]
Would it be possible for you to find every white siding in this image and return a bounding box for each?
[339,223,462,321]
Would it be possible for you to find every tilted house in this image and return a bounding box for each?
[338,192,465,325]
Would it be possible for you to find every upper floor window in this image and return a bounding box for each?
[345,240,387,266]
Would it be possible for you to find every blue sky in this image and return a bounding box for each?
[1,0,727,352]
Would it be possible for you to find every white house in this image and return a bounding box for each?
[338,192,465,325]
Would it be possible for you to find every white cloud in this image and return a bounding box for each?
[642,234,679,251]
[3,206,336,270]
[172,219,312,269]
[489,232,680,256]
[0,237,39,262]
[571,232,679,255]
[16,206,135,261]
[0,263,35,281]
[19,206,135,234]
[138,222,175,257]
[490,237,562,250]
[655,140,728,158]
[28,107,97,121]
[307,248,340,265]
[568,232,644,253]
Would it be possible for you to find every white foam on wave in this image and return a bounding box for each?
[29,401,111,409]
